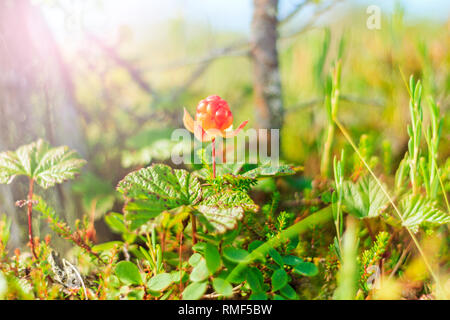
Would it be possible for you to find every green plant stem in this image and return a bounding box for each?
[333,215,359,300]
[400,70,449,211]
[27,178,37,259]
[321,123,335,178]
[212,137,216,179]
[334,118,441,290]
[226,206,332,282]
[321,60,341,178]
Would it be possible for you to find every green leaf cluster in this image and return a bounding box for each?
[0,139,86,188]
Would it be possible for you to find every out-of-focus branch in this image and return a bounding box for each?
[282,0,344,39]
[286,94,384,113]
[340,94,384,107]
[158,42,251,103]
[86,33,160,101]
[286,97,323,113]
[150,0,342,73]
[148,40,250,71]
[55,0,159,102]
[83,0,342,118]
[279,0,311,27]
[85,35,249,107]
[170,62,211,102]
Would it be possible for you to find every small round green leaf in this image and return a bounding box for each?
[282,255,303,266]
[280,284,297,300]
[223,247,249,263]
[212,278,233,297]
[249,292,268,300]
[188,253,202,267]
[246,267,263,292]
[190,259,209,282]
[182,281,207,300]
[115,261,142,285]
[204,243,221,274]
[127,288,145,300]
[268,248,284,267]
[293,262,318,276]
[148,273,173,292]
[271,269,288,291]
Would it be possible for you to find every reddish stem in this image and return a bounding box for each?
[191,213,197,245]
[178,231,184,296]
[212,137,216,179]
[27,178,37,259]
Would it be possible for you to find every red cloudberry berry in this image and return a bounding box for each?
[183,95,248,142]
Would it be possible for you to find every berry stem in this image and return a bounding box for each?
[27,178,37,259]
[212,137,216,179]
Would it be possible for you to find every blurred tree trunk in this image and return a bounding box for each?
[251,0,284,133]
[0,0,86,249]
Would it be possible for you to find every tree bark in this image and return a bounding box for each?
[251,0,284,131]
[0,0,87,249]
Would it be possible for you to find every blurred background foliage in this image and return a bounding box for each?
[0,0,448,251]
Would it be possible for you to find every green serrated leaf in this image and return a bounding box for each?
[117,164,201,229]
[197,188,258,233]
[400,194,450,232]
[201,188,258,212]
[197,206,244,234]
[0,139,85,188]
[242,163,295,179]
[341,175,389,218]
[195,163,244,180]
